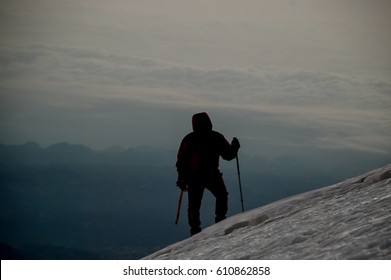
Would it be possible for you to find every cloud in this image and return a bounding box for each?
[1,44,390,104]
[0,44,390,154]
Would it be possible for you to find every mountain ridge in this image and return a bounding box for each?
[144,164,391,259]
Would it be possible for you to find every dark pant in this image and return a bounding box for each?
[187,174,228,235]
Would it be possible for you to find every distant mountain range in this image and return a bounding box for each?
[0,141,174,166]
[0,142,389,259]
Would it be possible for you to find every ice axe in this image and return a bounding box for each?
[175,189,184,225]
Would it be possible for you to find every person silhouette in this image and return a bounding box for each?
[176,112,240,236]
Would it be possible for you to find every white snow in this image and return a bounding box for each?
[144,164,391,259]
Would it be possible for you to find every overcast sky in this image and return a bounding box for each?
[0,0,390,158]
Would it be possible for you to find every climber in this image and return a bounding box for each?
[176,112,240,236]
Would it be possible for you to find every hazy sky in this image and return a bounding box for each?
[0,0,390,157]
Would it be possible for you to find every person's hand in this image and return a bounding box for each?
[231,137,240,151]
[176,180,188,191]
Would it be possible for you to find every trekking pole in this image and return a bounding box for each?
[175,190,184,225]
[236,154,245,212]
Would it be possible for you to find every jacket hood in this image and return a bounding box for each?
[192,112,213,132]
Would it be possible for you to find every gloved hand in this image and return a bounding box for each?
[231,137,240,151]
[176,179,188,192]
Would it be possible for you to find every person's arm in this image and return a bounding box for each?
[220,136,240,161]
[176,136,190,190]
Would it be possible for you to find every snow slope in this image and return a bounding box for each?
[144,164,391,259]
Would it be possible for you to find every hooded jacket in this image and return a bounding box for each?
[176,112,238,182]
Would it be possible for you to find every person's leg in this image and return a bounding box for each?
[187,184,204,235]
[207,174,228,223]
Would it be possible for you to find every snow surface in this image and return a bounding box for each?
[144,164,391,259]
